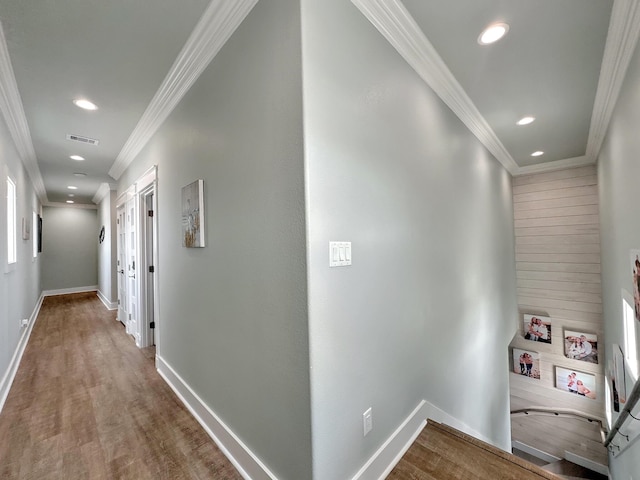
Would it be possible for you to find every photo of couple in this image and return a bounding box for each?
[523,314,551,344]
[564,330,598,364]
[555,366,596,400]
[512,348,540,380]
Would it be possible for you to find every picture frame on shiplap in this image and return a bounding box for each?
[555,366,597,400]
[564,330,598,364]
[523,314,552,344]
[513,348,540,379]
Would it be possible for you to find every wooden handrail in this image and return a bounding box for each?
[510,407,608,443]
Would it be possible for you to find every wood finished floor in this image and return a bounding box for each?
[0,293,242,480]
[388,421,560,480]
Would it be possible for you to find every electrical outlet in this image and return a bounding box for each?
[363,407,373,436]
[20,318,28,328]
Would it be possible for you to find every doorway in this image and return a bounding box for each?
[115,166,158,350]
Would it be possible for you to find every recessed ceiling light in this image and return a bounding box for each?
[73,98,98,110]
[531,151,544,157]
[70,155,85,161]
[68,194,75,197]
[478,22,509,45]
[66,200,75,204]
[73,172,87,177]
[67,185,78,190]
[517,116,536,126]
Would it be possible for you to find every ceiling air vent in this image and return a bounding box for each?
[66,133,99,146]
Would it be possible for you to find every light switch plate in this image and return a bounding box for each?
[330,242,351,267]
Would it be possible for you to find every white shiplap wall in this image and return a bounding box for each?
[510,165,605,422]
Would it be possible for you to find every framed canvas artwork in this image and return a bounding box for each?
[564,330,598,364]
[181,179,205,248]
[555,366,596,400]
[513,348,540,379]
[523,314,552,344]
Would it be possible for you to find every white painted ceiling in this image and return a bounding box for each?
[0,0,631,205]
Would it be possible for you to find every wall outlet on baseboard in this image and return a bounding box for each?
[20,318,28,328]
[363,407,373,436]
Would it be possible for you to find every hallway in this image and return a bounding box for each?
[0,293,241,479]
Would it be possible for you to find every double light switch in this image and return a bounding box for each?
[329,241,351,267]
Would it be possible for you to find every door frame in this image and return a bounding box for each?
[138,174,158,349]
[115,165,159,351]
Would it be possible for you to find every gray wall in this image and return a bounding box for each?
[0,112,41,406]
[116,1,312,479]
[41,206,98,291]
[301,1,518,478]
[597,33,640,479]
[97,190,117,303]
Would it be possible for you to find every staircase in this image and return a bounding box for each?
[512,447,608,480]
[389,420,561,479]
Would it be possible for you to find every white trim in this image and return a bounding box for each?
[351,400,426,480]
[586,0,640,160]
[351,0,519,175]
[136,165,157,192]
[43,202,98,210]
[513,155,595,176]
[0,23,48,204]
[92,182,116,204]
[511,440,562,464]
[97,289,117,310]
[0,293,44,413]
[42,285,98,297]
[156,355,277,480]
[108,0,259,180]
[564,450,609,476]
[351,399,498,479]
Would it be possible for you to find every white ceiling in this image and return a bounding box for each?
[0,0,636,206]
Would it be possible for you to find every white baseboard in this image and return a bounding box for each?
[351,399,498,480]
[156,355,277,480]
[0,293,44,413]
[42,285,98,297]
[421,402,496,447]
[97,290,117,310]
[352,400,427,480]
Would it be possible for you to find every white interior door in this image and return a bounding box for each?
[116,204,128,325]
[126,195,138,342]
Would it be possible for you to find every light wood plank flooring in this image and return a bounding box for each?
[389,420,560,479]
[0,293,241,479]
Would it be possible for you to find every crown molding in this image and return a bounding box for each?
[351,0,520,175]
[0,23,48,203]
[44,202,98,210]
[587,0,640,159]
[92,182,116,204]
[513,155,595,177]
[108,0,259,180]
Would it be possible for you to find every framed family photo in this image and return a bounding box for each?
[512,348,540,380]
[555,366,596,399]
[564,330,598,364]
[523,314,552,344]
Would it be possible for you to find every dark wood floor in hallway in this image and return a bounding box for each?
[0,293,242,479]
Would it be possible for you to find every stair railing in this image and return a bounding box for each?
[603,376,640,456]
[510,407,607,444]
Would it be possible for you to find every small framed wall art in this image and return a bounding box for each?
[523,314,552,344]
[181,179,205,248]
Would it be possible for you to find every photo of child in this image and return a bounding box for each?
[555,366,596,400]
[513,348,540,380]
[523,314,552,344]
